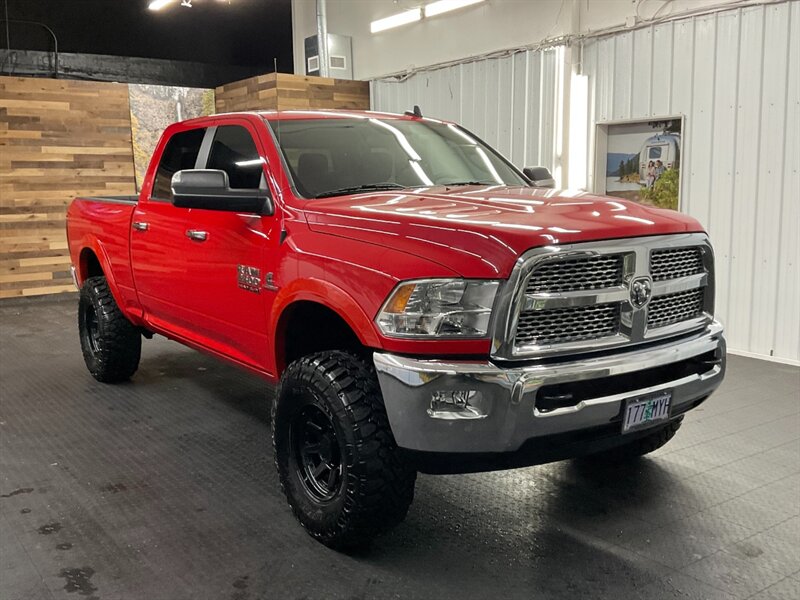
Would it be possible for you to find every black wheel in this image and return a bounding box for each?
[272,351,416,549]
[78,276,141,383]
[291,403,344,503]
[578,417,684,464]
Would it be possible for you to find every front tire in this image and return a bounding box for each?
[78,276,141,383]
[272,351,416,549]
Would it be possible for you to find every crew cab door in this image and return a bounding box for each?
[176,121,279,370]
[130,125,207,338]
[130,121,279,372]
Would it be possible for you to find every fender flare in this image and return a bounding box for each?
[77,238,131,320]
[270,278,381,372]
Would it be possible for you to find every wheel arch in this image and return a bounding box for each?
[271,280,382,375]
[75,241,126,316]
[78,247,104,283]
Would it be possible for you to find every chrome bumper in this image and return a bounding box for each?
[373,322,726,454]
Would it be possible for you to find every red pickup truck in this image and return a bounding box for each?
[67,110,726,548]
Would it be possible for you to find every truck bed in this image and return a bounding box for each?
[67,195,140,307]
[77,195,139,204]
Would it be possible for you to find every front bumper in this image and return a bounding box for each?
[373,321,725,455]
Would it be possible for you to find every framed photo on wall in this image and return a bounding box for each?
[593,116,684,211]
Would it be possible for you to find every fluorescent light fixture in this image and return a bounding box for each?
[568,73,589,190]
[148,0,174,10]
[424,0,485,18]
[371,8,422,33]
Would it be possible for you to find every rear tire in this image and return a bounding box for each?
[578,417,683,464]
[78,276,141,383]
[272,351,416,550]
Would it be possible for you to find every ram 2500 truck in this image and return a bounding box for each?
[67,110,726,548]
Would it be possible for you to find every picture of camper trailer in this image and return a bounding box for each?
[639,132,681,185]
[602,117,683,211]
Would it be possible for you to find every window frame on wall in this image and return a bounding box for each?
[592,114,685,213]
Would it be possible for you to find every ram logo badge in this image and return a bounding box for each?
[237,265,261,293]
[629,276,653,310]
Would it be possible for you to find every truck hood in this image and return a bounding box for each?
[303,185,704,279]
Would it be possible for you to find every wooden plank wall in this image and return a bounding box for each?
[215,73,369,113]
[0,76,136,298]
[0,73,366,298]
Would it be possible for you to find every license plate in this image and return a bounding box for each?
[622,391,672,433]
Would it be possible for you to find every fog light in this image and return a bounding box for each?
[428,390,488,419]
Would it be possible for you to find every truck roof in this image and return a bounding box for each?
[175,109,448,127]
[258,109,434,121]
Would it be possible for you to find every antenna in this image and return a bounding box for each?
[404,105,423,118]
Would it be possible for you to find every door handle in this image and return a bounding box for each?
[132,221,149,231]
[186,229,208,242]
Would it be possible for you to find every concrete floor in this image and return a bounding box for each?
[1,296,798,600]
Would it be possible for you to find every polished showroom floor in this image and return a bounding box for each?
[1,297,798,600]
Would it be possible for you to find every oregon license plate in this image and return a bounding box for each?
[622,391,672,433]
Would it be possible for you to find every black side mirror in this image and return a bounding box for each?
[171,169,273,215]
[523,166,556,189]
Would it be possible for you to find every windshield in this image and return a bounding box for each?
[266,117,528,198]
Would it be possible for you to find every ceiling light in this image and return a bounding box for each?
[370,8,422,33]
[148,0,174,10]
[424,0,485,18]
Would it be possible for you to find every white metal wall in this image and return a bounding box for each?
[583,2,799,363]
[370,2,798,364]
[370,47,564,176]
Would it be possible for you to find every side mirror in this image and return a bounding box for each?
[523,166,556,189]
[171,169,273,215]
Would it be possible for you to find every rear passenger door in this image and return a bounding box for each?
[177,121,279,370]
[130,126,206,334]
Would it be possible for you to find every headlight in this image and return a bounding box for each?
[376,279,500,338]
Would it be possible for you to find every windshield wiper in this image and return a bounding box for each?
[315,183,407,198]
[441,180,496,186]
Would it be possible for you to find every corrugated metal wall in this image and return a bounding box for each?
[370,2,798,364]
[583,1,799,363]
[370,47,564,175]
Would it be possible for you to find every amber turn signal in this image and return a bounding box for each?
[384,283,416,313]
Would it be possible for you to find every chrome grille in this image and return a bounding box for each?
[515,304,620,347]
[496,234,714,360]
[525,255,624,294]
[650,247,704,281]
[648,289,705,329]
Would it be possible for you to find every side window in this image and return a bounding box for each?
[206,125,263,189]
[152,128,206,200]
